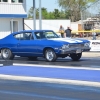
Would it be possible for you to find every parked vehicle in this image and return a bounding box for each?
[0,30,90,62]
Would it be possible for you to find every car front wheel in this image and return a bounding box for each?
[1,48,14,60]
[45,49,57,62]
[70,53,82,61]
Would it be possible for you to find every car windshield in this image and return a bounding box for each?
[35,31,60,39]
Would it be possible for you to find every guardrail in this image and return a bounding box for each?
[56,30,100,33]
[71,30,100,33]
[56,30,100,38]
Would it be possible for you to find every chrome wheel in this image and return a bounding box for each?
[2,49,9,59]
[46,50,54,61]
[1,48,14,60]
[45,49,57,62]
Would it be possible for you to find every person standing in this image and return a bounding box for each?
[59,25,64,38]
[92,27,96,40]
[65,27,72,38]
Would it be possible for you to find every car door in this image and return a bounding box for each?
[14,32,38,56]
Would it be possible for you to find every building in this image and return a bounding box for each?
[0,0,27,39]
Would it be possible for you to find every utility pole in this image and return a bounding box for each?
[33,0,36,30]
[39,0,42,29]
[80,11,84,30]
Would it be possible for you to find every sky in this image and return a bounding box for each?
[26,0,61,12]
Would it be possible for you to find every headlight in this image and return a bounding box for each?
[84,42,90,47]
[61,44,69,49]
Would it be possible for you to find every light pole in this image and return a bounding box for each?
[39,0,42,29]
[33,0,36,30]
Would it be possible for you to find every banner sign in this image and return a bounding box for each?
[90,40,100,51]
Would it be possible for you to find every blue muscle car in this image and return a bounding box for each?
[0,30,90,62]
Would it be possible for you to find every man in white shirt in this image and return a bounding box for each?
[59,25,64,38]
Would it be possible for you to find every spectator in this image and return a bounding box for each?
[65,27,72,38]
[92,27,96,40]
[59,25,64,38]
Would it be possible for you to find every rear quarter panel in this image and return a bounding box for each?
[0,34,18,53]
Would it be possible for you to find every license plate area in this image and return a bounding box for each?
[76,49,81,53]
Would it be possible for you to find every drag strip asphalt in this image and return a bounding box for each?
[0,64,100,87]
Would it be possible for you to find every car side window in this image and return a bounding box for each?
[14,32,34,40]
[45,32,58,38]
[23,32,34,40]
[35,32,41,39]
[35,32,46,39]
[14,33,21,40]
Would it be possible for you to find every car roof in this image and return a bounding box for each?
[12,30,53,35]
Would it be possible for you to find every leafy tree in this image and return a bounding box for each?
[57,0,96,21]
[47,12,54,19]
[53,9,60,19]
[27,7,71,19]
[28,7,39,19]
[28,7,48,19]
[28,7,33,18]
[28,13,32,19]
[41,7,48,19]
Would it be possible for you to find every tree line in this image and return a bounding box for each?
[28,0,97,22]
[28,7,70,20]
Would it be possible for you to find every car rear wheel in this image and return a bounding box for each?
[45,49,57,62]
[1,48,14,60]
[70,53,82,61]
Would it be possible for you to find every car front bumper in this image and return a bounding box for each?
[60,47,91,54]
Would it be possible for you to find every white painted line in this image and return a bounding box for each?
[0,64,3,66]
[13,63,100,71]
[0,74,100,87]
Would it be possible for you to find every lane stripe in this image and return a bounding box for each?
[0,74,100,87]
[13,63,100,71]
[0,64,3,66]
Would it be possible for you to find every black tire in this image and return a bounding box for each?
[28,57,37,61]
[45,49,57,62]
[70,53,82,61]
[1,48,14,60]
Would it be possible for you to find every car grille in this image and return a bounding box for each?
[69,44,84,48]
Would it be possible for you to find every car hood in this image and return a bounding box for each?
[48,38,89,44]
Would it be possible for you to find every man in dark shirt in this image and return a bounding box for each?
[65,27,72,38]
